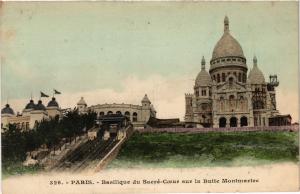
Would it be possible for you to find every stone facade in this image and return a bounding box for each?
[185,17,281,128]
[77,94,156,127]
[1,98,61,131]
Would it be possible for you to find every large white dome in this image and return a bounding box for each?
[212,32,245,60]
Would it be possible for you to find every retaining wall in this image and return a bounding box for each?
[136,125,299,134]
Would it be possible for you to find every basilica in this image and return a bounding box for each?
[185,16,290,128]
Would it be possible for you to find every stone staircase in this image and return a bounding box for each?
[41,134,89,170]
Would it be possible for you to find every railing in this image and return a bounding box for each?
[93,125,133,172]
[136,125,299,134]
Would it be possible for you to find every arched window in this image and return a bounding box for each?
[240,116,248,127]
[99,112,105,116]
[125,111,130,120]
[230,117,237,127]
[116,111,122,115]
[217,74,220,83]
[229,77,234,84]
[222,73,225,82]
[107,111,113,115]
[201,89,206,96]
[239,96,245,111]
[220,97,225,111]
[219,117,226,128]
[243,73,246,83]
[132,112,138,122]
[238,73,242,82]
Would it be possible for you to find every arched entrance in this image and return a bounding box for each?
[116,111,122,115]
[124,111,130,120]
[219,117,226,128]
[132,112,138,122]
[240,116,248,127]
[230,117,237,127]
[107,111,113,115]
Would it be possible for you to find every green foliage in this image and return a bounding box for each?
[2,161,42,179]
[2,109,97,174]
[109,131,299,168]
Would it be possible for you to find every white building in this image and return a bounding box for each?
[185,17,288,128]
[1,97,61,131]
[77,94,157,128]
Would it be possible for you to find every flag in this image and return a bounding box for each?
[54,89,61,94]
[40,92,49,98]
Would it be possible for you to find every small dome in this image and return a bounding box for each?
[77,97,87,106]
[248,56,265,84]
[47,97,59,107]
[1,104,15,115]
[142,94,151,103]
[195,56,212,87]
[25,99,35,110]
[195,70,212,87]
[34,100,46,110]
[212,17,245,60]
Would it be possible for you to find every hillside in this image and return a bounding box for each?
[108,131,299,168]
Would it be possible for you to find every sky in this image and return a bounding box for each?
[1,1,299,121]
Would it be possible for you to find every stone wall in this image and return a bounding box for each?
[136,125,299,134]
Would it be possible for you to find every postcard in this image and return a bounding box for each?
[1,1,299,193]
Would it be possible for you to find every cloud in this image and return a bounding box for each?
[4,75,193,120]
[4,75,299,122]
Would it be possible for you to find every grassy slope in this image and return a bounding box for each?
[108,131,299,168]
[2,161,42,179]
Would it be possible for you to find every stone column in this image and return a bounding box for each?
[213,116,219,128]
[226,117,230,128]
